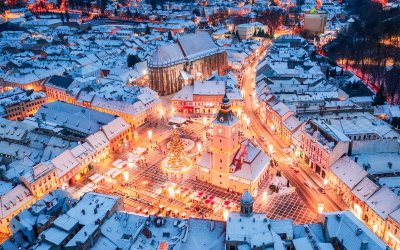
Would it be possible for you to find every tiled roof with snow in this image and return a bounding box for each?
[66,192,120,226]
[330,156,368,190]
[101,117,130,141]
[149,32,221,67]
[365,187,400,219]
[324,211,387,250]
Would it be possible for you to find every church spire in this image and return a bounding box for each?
[215,94,236,124]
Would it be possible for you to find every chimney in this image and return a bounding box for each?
[360,241,368,250]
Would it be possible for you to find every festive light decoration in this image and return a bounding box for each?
[161,129,193,174]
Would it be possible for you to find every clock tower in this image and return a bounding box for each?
[211,94,240,188]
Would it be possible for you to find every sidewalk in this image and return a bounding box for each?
[297,159,348,211]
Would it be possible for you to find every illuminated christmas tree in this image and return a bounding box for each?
[162,129,192,173]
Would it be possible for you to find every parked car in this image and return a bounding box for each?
[282,148,291,154]
[318,187,326,194]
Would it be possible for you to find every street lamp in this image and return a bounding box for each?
[318,202,324,213]
[262,191,268,202]
[268,144,274,155]
[203,116,207,128]
[148,130,153,142]
[323,178,328,186]
[123,171,129,182]
[168,186,175,199]
[246,117,250,129]
[223,209,229,221]
[197,142,202,153]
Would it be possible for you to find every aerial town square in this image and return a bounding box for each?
[0,0,400,248]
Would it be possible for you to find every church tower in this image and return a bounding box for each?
[211,94,239,188]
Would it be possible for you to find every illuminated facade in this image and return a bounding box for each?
[385,211,400,250]
[20,162,59,198]
[301,119,350,178]
[197,95,270,195]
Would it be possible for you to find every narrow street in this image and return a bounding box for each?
[241,47,347,215]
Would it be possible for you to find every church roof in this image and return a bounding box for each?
[177,32,219,59]
[149,32,221,67]
[149,43,185,67]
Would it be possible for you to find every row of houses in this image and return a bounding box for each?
[44,74,162,127]
[0,101,132,234]
[255,35,400,249]
[328,156,400,250]
[2,191,390,250]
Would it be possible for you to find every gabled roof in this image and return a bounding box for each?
[149,32,221,67]
[177,32,218,58]
[330,156,368,190]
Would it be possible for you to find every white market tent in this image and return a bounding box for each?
[132,147,147,156]
[168,116,187,125]
[105,168,122,178]
[89,173,105,184]
[112,159,124,167]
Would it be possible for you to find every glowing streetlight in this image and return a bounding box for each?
[197,142,202,153]
[246,117,250,129]
[148,130,153,142]
[223,209,229,221]
[203,116,207,128]
[237,109,242,119]
[262,191,268,202]
[318,202,324,213]
[268,144,274,155]
[123,171,129,182]
[323,178,328,186]
[168,186,175,199]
